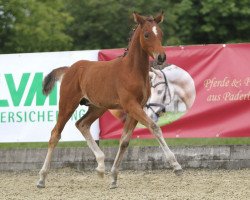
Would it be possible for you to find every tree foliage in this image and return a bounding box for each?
[0,0,249,53]
[171,0,250,44]
[0,0,73,53]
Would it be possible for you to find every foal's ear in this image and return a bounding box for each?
[154,11,164,24]
[133,12,145,25]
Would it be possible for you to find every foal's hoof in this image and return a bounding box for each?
[110,183,118,189]
[173,168,183,176]
[36,180,45,188]
[96,168,105,178]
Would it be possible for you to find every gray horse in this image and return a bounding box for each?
[146,64,196,122]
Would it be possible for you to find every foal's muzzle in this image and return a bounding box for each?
[157,53,166,65]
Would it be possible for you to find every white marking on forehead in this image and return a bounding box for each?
[152,26,158,36]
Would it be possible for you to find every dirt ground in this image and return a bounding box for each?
[0,168,249,200]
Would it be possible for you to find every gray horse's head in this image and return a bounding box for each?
[145,68,170,122]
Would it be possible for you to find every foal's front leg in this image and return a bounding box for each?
[129,103,182,174]
[110,116,138,189]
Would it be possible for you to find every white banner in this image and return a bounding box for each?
[0,50,100,142]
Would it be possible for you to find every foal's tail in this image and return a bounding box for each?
[42,66,69,96]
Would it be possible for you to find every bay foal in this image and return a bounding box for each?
[37,12,182,189]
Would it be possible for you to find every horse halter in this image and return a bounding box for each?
[146,70,171,118]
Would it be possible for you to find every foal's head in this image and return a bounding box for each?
[133,12,166,65]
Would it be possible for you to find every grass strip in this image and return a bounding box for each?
[0,137,249,149]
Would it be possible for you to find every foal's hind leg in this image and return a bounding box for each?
[75,105,107,177]
[110,116,138,188]
[37,98,79,188]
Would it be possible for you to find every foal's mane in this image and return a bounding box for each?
[122,15,154,57]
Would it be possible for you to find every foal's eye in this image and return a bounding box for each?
[144,32,149,39]
[157,90,163,95]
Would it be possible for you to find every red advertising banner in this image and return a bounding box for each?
[98,44,250,139]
